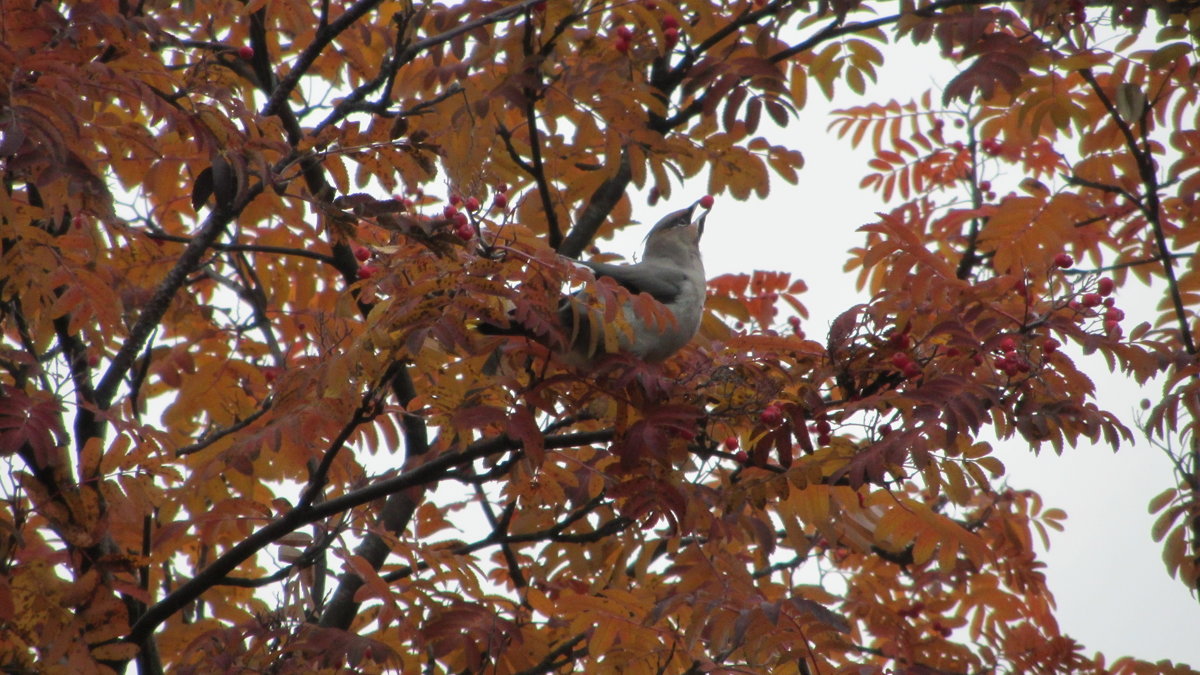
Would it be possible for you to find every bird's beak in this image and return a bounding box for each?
[691,200,709,238]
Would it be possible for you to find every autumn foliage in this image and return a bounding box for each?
[3,0,1200,672]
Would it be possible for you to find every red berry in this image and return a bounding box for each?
[452,212,469,227]
[891,352,911,369]
[237,45,254,61]
[903,363,922,379]
[1042,338,1060,355]
[443,204,458,218]
[979,180,992,191]
[614,37,630,53]
[1081,292,1102,307]
[817,433,831,446]
[663,26,679,46]
[449,194,462,206]
[946,347,960,357]
[699,194,715,209]
[356,265,377,280]
[661,15,679,29]
[1097,277,1115,296]
[353,246,371,262]
[724,436,739,450]
[888,332,910,350]
[87,354,100,367]
[1103,297,1115,307]
[733,451,749,464]
[494,193,509,209]
[1053,253,1074,268]
[760,405,783,427]
[816,419,832,434]
[465,196,480,211]
[532,1,546,11]
[1105,319,1120,333]
[455,224,473,241]
[616,25,633,40]
[1105,307,1125,321]
[878,424,892,436]
[998,336,1016,353]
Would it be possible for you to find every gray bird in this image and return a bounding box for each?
[483,200,709,365]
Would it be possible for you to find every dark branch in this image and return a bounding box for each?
[128,428,609,645]
[96,187,262,410]
[145,231,335,264]
[1079,68,1195,355]
[558,149,632,259]
[176,401,273,457]
[262,0,386,117]
[510,634,588,675]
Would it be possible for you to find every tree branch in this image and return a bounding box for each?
[557,149,632,259]
[262,0,386,117]
[510,633,588,675]
[145,231,335,264]
[311,0,544,132]
[128,427,609,645]
[95,188,261,410]
[1079,68,1195,355]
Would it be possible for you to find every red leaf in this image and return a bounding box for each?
[0,389,64,466]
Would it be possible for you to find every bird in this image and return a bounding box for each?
[481,199,709,366]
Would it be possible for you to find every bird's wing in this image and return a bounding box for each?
[580,260,688,303]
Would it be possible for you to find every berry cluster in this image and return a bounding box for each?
[612,4,681,54]
[980,137,1004,157]
[353,183,516,281]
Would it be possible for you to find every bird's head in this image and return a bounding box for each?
[643,198,710,260]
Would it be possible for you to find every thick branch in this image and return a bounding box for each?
[128,428,608,645]
[95,189,260,410]
[557,149,632,259]
[317,364,431,628]
[262,0,386,117]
